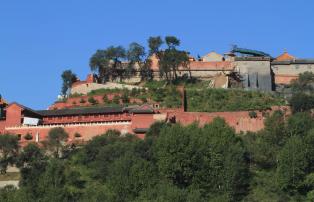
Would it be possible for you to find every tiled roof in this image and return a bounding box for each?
[37,106,124,117]
[275,52,295,61]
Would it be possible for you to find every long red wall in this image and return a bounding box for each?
[6,122,133,145]
[50,94,146,110]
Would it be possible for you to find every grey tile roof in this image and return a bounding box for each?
[37,106,124,117]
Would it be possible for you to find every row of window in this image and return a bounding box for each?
[45,113,130,121]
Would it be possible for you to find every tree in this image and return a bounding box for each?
[154,119,249,200]
[148,36,163,56]
[88,96,98,105]
[90,49,110,83]
[289,72,314,113]
[0,134,19,174]
[286,112,314,138]
[290,93,314,113]
[291,71,314,93]
[90,46,127,83]
[148,36,190,82]
[277,136,308,194]
[16,143,47,198]
[43,127,69,158]
[61,70,77,96]
[105,46,127,82]
[127,42,148,81]
[106,154,157,202]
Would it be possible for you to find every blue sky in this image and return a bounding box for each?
[0,0,313,109]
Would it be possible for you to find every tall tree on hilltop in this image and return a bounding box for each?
[90,46,126,83]
[148,36,190,82]
[148,36,163,56]
[105,46,126,82]
[127,42,150,81]
[61,70,77,96]
[90,50,109,83]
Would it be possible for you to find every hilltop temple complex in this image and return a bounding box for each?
[0,47,311,146]
[71,48,314,95]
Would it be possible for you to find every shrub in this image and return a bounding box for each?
[88,97,98,105]
[103,95,110,103]
[130,88,140,96]
[79,98,86,104]
[112,95,120,104]
[121,92,130,103]
[24,133,33,141]
[74,133,81,138]
[249,111,258,118]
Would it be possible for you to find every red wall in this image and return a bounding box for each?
[49,94,146,110]
[131,114,155,130]
[6,122,134,144]
[0,120,6,134]
[42,113,131,125]
[5,104,23,127]
[168,106,289,133]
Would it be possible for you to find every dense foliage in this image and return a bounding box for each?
[88,35,190,83]
[61,70,77,96]
[1,110,314,201]
[289,72,314,113]
[187,88,285,112]
[0,119,249,201]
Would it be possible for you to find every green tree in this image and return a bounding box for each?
[43,127,69,158]
[89,49,109,83]
[158,36,190,81]
[107,154,157,202]
[148,36,163,56]
[154,119,248,200]
[286,112,314,137]
[112,95,120,104]
[61,70,77,96]
[290,93,314,113]
[0,134,19,174]
[88,96,98,105]
[290,72,314,113]
[277,136,308,194]
[127,42,152,81]
[90,46,126,83]
[16,143,47,198]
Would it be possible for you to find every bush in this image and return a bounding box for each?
[103,95,110,103]
[187,89,285,112]
[112,95,120,104]
[121,92,130,104]
[24,133,33,141]
[88,97,98,105]
[79,98,86,104]
[74,133,81,138]
[249,111,258,118]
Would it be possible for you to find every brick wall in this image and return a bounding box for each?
[5,122,134,144]
[5,104,23,127]
[49,94,146,110]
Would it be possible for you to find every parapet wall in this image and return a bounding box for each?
[168,106,289,133]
